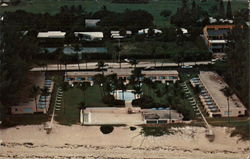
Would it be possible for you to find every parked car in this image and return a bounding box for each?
[181,65,193,69]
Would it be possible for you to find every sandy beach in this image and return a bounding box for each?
[0,123,249,159]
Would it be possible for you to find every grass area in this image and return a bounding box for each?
[208,118,250,140]
[140,122,206,136]
[142,83,170,105]
[117,41,210,60]
[55,85,108,125]
[141,82,195,120]
[0,0,247,26]
[141,126,174,136]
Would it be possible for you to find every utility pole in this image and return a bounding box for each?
[118,39,121,69]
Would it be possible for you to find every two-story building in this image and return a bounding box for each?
[203,25,235,54]
[65,69,179,85]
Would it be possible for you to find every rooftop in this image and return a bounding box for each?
[208,40,227,44]
[199,71,246,112]
[85,19,100,27]
[107,68,133,76]
[142,109,183,121]
[67,71,102,77]
[207,30,229,36]
[37,31,66,38]
[142,70,179,75]
[138,28,162,34]
[74,32,104,39]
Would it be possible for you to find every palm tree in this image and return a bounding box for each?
[152,47,157,67]
[55,47,63,71]
[97,61,106,76]
[143,77,153,95]
[40,86,50,113]
[80,82,89,103]
[59,54,69,77]
[167,95,174,123]
[78,101,86,125]
[81,53,88,69]
[43,49,49,72]
[73,44,81,70]
[114,45,121,69]
[78,101,86,110]
[93,74,106,97]
[73,53,81,70]
[193,51,198,66]
[30,85,40,112]
[37,61,47,72]
[172,53,181,67]
[129,59,138,69]
[130,68,143,85]
[106,74,118,95]
[117,78,127,100]
[132,82,142,99]
[221,86,233,123]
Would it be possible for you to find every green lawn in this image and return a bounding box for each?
[119,41,202,56]
[0,0,247,26]
[142,83,170,105]
[55,85,108,125]
[141,82,195,119]
[208,118,250,140]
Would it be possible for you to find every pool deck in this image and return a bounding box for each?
[83,107,144,125]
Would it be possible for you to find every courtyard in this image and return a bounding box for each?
[54,75,195,125]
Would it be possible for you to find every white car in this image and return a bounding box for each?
[124,58,131,63]
[181,65,193,69]
[211,58,218,62]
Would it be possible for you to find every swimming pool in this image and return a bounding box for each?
[114,90,135,101]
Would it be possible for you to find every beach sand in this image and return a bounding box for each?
[0,123,249,159]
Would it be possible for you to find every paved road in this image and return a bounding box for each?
[30,61,212,71]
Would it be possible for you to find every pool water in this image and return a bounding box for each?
[114,90,135,101]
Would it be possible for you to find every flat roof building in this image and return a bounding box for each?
[138,28,162,35]
[37,31,66,38]
[74,32,104,41]
[142,109,183,124]
[110,30,132,39]
[85,19,101,27]
[65,69,180,85]
[198,71,246,117]
[203,25,235,54]
[142,70,179,83]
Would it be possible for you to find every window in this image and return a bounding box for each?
[150,76,156,80]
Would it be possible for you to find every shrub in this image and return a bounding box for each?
[114,99,125,106]
[102,95,125,106]
[102,95,115,106]
[130,126,137,131]
[100,125,114,134]
[132,95,155,108]
[61,82,70,91]
[141,126,173,137]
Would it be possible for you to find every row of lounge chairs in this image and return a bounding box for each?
[190,78,220,113]
[55,87,63,111]
[38,80,53,109]
[181,82,200,117]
